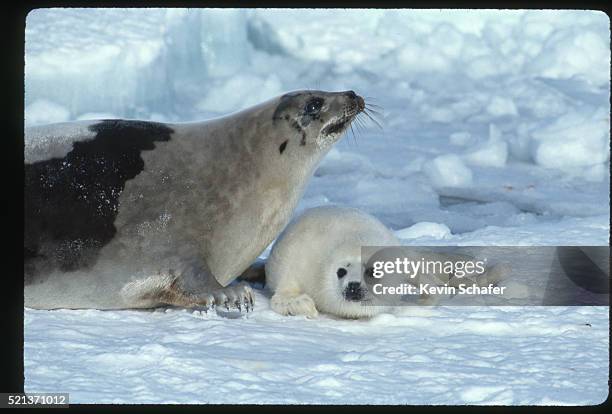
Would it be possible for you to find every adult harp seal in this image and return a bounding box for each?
[24,90,365,311]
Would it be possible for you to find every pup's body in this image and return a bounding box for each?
[265,206,511,318]
[266,206,399,318]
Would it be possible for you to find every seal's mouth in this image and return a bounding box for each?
[321,114,356,135]
[322,117,352,135]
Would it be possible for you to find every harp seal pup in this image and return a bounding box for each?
[24,90,365,311]
[266,206,400,319]
[265,206,511,318]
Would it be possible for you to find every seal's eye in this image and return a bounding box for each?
[337,267,347,279]
[305,98,324,114]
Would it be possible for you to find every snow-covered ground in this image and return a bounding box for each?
[24,9,609,404]
[25,305,608,405]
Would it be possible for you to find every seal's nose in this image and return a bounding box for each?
[345,90,365,112]
[356,95,365,112]
[345,282,364,301]
[348,281,361,291]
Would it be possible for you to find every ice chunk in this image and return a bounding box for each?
[449,131,474,146]
[200,9,250,77]
[25,9,173,118]
[246,15,291,56]
[195,74,283,114]
[530,107,610,169]
[423,154,473,188]
[506,123,534,162]
[315,148,375,176]
[528,29,610,87]
[396,222,452,240]
[397,43,452,73]
[465,55,507,79]
[463,124,509,167]
[25,99,70,126]
[582,163,608,182]
[486,96,518,117]
[76,112,118,121]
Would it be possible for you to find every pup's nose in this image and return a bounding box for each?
[347,282,361,292]
[345,282,364,301]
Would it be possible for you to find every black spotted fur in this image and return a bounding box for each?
[24,120,174,282]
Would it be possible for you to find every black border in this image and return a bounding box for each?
[7,0,612,411]
[9,0,612,8]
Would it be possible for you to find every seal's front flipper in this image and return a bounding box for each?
[120,272,254,312]
[271,292,318,318]
[210,282,254,312]
[168,280,254,313]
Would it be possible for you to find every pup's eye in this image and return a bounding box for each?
[337,267,347,278]
[305,98,324,114]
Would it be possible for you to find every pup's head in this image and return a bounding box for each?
[317,245,384,319]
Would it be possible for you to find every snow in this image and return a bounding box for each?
[24,8,609,404]
[395,222,452,240]
[25,305,608,404]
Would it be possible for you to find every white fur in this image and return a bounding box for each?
[119,274,175,308]
[266,206,399,319]
[25,120,97,163]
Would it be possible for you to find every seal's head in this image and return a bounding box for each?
[316,245,383,319]
[272,90,365,152]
